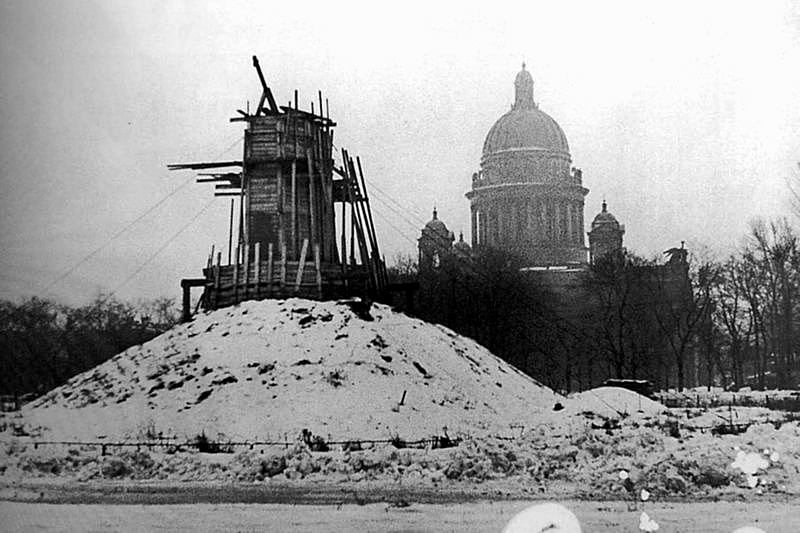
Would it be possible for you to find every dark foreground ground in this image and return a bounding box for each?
[1,481,799,532]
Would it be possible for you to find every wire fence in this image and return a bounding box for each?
[1,434,468,456]
[654,391,800,412]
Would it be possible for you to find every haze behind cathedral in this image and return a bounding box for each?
[1,0,799,304]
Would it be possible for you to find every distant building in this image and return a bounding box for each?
[415,65,694,390]
[587,200,625,264]
[418,208,455,272]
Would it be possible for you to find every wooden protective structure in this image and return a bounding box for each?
[171,56,387,313]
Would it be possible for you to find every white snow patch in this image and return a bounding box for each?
[564,387,666,419]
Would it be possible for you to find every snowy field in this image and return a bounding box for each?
[3,299,799,530]
[2,500,799,532]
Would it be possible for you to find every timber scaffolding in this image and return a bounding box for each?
[171,56,396,319]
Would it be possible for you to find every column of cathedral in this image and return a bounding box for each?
[566,203,573,244]
[471,207,478,247]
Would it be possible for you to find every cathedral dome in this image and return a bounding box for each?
[482,64,569,157]
[424,208,449,236]
[591,201,620,229]
[453,231,471,254]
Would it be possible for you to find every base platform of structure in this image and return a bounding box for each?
[199,259,372,311]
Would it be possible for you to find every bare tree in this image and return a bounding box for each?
[648,254,720,391]
[714,257,753,388]
[748,219,799,388]
[589,252,665,383]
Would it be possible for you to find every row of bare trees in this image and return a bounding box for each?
[0,295,179,396]
[709,219,799,389]
[390,217,800,392]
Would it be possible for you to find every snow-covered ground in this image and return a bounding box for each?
[20,299,560,441]
[2,298,798,513]
[2,500,799,532]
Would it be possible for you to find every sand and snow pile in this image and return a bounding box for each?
[21,298,560,441]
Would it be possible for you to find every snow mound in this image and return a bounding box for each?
[564,387,666,419]
[23,299,560,441]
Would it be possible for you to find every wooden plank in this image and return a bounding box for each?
[294,239,308,293]
[254,242,261,298]
[167,161,242,170]
[307,148,317,251]
[341,193,347,269]
[213,252,222,309]
[291,160,297,257]
[278,106,335,126]
[356,156,386,290]
[228,199,235,264]
[232,245,240,304]
[244,244,250,298]
[314,243,322,299]
[280,244,287,287]
[266,242,274,296]
[277,165,284,254]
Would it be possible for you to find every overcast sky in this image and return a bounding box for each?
[1,0,799,305]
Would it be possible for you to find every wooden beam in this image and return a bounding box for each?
[356,156,386,289]
[292,95,298,159]
[307,148,317,254]
[238,158,246,248]
[280,244,287,288]
[252,55,279,113]
[197,177,235,184]
[341,199,347,270]
[266,242,274,296]
[276,165,284,256]
[254,242,261,299]
[314,243,322,299]
[278,106,336,126]
[167,161,242,170]
[232,245,240,304]
[291,160,297,257]
[244,244,250,298]
[294,239,309,293]
[256,93,267,116]
[228,199,235,264]
[213,252,221,308]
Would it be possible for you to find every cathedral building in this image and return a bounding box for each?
[414,64,695,390]
[422,63,625,270]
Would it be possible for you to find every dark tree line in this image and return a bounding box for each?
[0,295,178,396]
[389,217,800,392]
